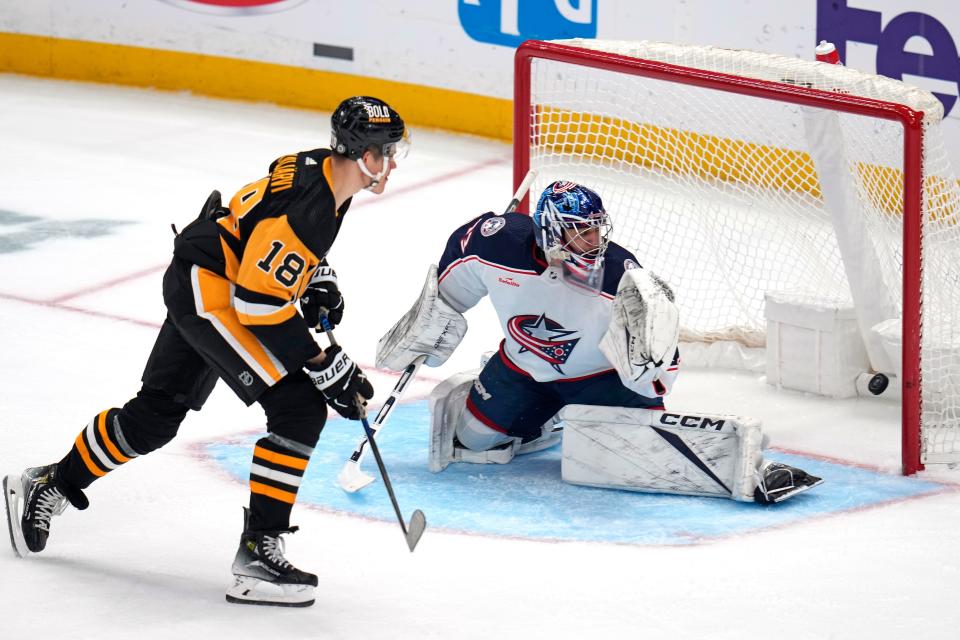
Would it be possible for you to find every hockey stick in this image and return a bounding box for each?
[320,316,426,552]
[337,355,427,493]
[505,168,538,216]
[335,168,539,493]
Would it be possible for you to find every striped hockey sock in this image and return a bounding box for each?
[59,409,140,489]
[248,435,313,531]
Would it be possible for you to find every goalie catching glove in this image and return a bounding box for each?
[376,264,468,371]
[301,264,344,329]
[599,267,680,394]
[305,346,373,420]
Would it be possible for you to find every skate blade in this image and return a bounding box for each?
[225,575,315,607]
[3,474,29,558]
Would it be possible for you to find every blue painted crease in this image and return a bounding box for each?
[204,401,946,545]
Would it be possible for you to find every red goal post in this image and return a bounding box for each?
[513,39,960,476]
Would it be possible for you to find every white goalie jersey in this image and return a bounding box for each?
[436,212,680,395]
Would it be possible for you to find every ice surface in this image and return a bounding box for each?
[1,74,959,640]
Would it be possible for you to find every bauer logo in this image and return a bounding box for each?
[816,0,959,116]
[459,0,596,48]
[159,0,307,15]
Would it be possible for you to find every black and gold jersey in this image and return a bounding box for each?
[174,148,350,371]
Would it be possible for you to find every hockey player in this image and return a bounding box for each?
[376,181,822,505]
[2,96,409,607]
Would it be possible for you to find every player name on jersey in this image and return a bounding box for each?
[269,155,297,193]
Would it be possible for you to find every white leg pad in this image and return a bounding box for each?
[429,371,525,471]
[560,405,763,501]
[428,373,474,472]
[429,370,566,472]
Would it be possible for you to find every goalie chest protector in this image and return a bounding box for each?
[437,211,641,383]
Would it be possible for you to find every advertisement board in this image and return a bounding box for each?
[0,1,957,149]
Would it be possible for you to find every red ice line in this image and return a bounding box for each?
[0,155,509,377]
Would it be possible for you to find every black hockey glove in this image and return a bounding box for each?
[305,346,374,420]
[301,267,344,329]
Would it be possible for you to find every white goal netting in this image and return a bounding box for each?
[520,39,960,470]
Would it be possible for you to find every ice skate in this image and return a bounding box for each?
[225,508,318,607]
[4,464,85,557]
[754,461,824,504]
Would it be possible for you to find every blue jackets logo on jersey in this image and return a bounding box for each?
[507,313,580,374]
[481,216,506,237]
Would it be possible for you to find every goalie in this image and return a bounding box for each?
[376,181,822,504]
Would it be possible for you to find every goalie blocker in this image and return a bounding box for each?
[376,264,467,371]
[560,405,822,503]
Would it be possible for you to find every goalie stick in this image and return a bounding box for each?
[337,355,427,492]
[320,315,426,552]
[335,169,539,493]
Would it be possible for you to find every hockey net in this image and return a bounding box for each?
[514,39,960,474]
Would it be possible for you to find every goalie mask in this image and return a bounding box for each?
[330,96,410,188]
[533,181,611,294]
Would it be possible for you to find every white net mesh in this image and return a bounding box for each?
[523,39,960,466]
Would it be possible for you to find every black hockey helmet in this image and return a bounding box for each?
[330,96,407,161]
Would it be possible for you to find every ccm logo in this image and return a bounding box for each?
[498,276,520,288]
[473,378,492,400]
[659,413,726,431]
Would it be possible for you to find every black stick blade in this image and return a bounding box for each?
[406,509,426,552]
